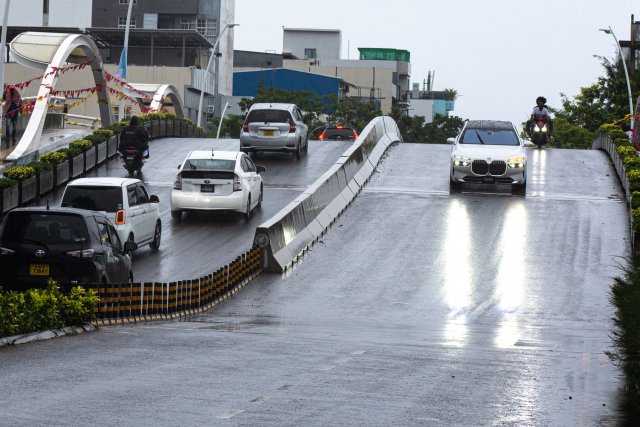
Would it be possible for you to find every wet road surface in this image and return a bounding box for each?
[0,143,630,425]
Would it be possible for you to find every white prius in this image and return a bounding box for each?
[171,150,265,220]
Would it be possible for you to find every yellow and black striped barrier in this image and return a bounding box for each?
[90,246,262,325]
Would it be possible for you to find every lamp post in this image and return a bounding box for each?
[600,26,635,135]
[196,23,238,128]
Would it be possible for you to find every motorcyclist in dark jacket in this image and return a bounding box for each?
[118,116,150,158]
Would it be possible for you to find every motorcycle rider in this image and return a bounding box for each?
[527,96,553,139]
[118,115,150,158]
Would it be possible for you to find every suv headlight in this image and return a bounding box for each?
[453,155,471,167]
[507,157,526,168]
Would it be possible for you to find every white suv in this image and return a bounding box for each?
[61,177,162,251]
[240,103,309,159]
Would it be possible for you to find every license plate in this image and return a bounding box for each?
[483,177,495,183]
[201,185,215,193]
[263,130,275,137]
[30,264,50,276]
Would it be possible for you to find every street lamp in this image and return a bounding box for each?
[196,23,238,128]
[600,26,635,135]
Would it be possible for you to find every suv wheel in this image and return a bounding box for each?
[257,184,263,208]
[150,221,161,250]
[303,139,308,153]
[295,142,301,160]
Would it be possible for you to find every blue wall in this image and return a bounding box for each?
[233,69,341,99]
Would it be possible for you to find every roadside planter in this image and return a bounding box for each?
[1,184,19,214]
[107,135,118,159]
[96,140,107,164]
[37,168,54,196]
[19,175,37,205]
[159,119,167,138]
[84,146,97,172]
[151,119,160,138]
[70,152,84,178]
[54,159,70,187]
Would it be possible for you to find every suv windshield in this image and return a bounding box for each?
[61,186,123,212]
[461,129,520,146]
[247,109,291,123]
[2,212,89,245]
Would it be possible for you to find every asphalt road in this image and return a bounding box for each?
[0,142,631,425]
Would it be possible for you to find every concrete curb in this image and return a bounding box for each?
[0,323,96,347]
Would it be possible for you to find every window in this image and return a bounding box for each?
[180,18,194,30]
[127,185,138,206]
[197,19,216,41]
[461,129,520,146]
[118,16,137,29]
[242,156,256,173]
[304,49,317,60]
[61,186,124,212]
[119,0,137,4]
[135,184,149,204]
[247,109,291,124]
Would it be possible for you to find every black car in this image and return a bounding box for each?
[0,207,137,291]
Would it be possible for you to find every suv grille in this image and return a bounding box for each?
[471,160,507,176]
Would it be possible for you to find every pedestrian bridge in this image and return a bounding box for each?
[3,31,185,163]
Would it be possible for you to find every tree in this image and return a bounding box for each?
[553,54,639,133]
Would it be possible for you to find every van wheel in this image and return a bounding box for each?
[126,234,135,254]
[150,221,161,250]
[245,195,252,220]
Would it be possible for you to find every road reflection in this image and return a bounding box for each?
[529,148,548,195]
[442,199,472,346]
[494,202,527,348]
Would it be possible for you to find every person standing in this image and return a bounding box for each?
[3,86,22,144]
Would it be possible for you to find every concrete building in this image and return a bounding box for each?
[282,28,341,66]
[3,0,236,124]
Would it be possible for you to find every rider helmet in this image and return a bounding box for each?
[536,96,547,104]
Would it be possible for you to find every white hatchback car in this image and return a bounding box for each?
[61,177,162,250]
[448,120,527,193]
[170,151,265,220]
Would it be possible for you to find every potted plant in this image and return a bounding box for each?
[2,165,36,205]
[26,159,55,197]
[40,151,70,188]
[0,176,18,214]
[84,129,113,165]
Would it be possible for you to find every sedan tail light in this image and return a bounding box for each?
[65,248,95,259]
[233,174,242,191]
[289,119,296,134]
[173,174,182,190]
[115,209,126,225]
[353,132,359,139]
[319,132,325,141]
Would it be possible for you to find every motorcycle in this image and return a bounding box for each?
[120,147,147,177]
[531,115,549,149]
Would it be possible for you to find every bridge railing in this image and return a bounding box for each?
[592,132,636,252]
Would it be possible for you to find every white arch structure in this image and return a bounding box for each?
[128,83,184,117]
[7,32,114,161]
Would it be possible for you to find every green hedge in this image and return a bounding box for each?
[2,165,35,181]
[0,176,16,189]
[0,280,98,338]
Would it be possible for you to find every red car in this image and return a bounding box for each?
[318,125,358,141]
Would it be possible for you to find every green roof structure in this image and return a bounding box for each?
[358,48,410,62]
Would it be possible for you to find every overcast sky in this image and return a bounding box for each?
[234,0,638,129]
